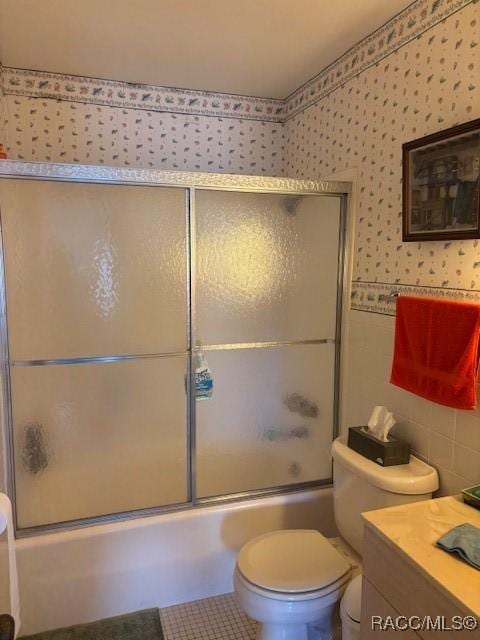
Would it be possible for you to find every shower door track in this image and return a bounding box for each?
[0,160,350,537]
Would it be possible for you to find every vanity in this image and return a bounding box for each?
[360,496,480,638]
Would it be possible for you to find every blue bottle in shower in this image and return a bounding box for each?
[194,351,213,400]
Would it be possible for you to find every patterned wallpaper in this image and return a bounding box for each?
[3,95,284,174]
[284,0,475,119]
[285,0,480,311]
[0,60,286,175]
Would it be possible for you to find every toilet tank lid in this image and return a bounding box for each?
[332,438,439,495]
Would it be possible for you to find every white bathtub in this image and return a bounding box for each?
[16,487,335,635]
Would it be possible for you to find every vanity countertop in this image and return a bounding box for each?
[362,496,480,617]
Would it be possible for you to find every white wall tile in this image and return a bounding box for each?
[453,444,480,484]
[429,433,454,470]
[435,465,471,497]
[389,415,410,443]
[404,395,433,430]
[428,404,456,440]
[455,411,480,452]
[342,311,480,497]
[408,421,431,461]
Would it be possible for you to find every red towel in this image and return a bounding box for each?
[390,296,480,410]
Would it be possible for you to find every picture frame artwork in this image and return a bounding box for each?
[402,118,480,241]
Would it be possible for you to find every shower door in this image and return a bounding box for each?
[0,163,348,533]
[0,179,190,529]
[194,191,342,498]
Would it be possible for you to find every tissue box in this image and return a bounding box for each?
[347,426,410,466]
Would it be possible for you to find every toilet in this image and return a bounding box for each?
[234,437,439,640]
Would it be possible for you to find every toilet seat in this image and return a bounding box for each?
[236,529,351,594]
[235,565,351,602]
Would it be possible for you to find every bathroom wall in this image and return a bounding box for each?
[285,0,480,495]
[0,67,285,175]
[0,0,479,498]
[0,65,6,151]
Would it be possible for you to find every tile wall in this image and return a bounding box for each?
[344,310,480,495]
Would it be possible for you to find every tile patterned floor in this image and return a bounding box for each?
[159,537,358,639]
[160,593,258,640]
[160,592,343,639]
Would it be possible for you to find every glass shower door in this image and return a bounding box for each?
[194,190,342,498]
[0,179,189,528]
[0,168,347,532]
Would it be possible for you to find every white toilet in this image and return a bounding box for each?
[234,437,438,640]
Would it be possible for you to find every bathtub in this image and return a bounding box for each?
[16,487,336,635]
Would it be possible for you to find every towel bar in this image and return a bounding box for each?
[378,292,399,303]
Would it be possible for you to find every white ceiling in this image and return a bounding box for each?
[0,0,414,99]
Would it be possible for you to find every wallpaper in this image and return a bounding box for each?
[0,65,6,153]
[3,95,284,174]
[285,0,480,309]
[284,0,475,119]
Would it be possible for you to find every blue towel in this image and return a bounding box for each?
[437,523,480,570]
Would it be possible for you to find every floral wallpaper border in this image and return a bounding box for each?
[2,67,285,123]
[284,0,476,120]
[351,281,480,315]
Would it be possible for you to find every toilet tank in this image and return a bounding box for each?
[332,437,438,554]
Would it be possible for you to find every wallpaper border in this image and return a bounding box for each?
[351,281,480,316]
[284,0,476,120]
[2,67,285,123]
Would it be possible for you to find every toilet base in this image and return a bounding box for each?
[256,621,308,640]
[234,568,346,640]
[255,613,335,640]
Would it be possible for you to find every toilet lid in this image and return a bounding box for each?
[342,574,363,622]
[237,529,351,593]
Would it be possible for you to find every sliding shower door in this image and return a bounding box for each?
[0,179,189,528]
[0,164,348,532]
[195,191,341,498]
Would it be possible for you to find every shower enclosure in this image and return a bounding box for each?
[0,161,349,534]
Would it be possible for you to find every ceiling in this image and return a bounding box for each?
[0,0,414,99]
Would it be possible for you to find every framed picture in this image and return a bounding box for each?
[402,118,480,241]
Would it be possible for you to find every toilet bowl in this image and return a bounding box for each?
[234,438,439,640]
[234,529,351,639]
